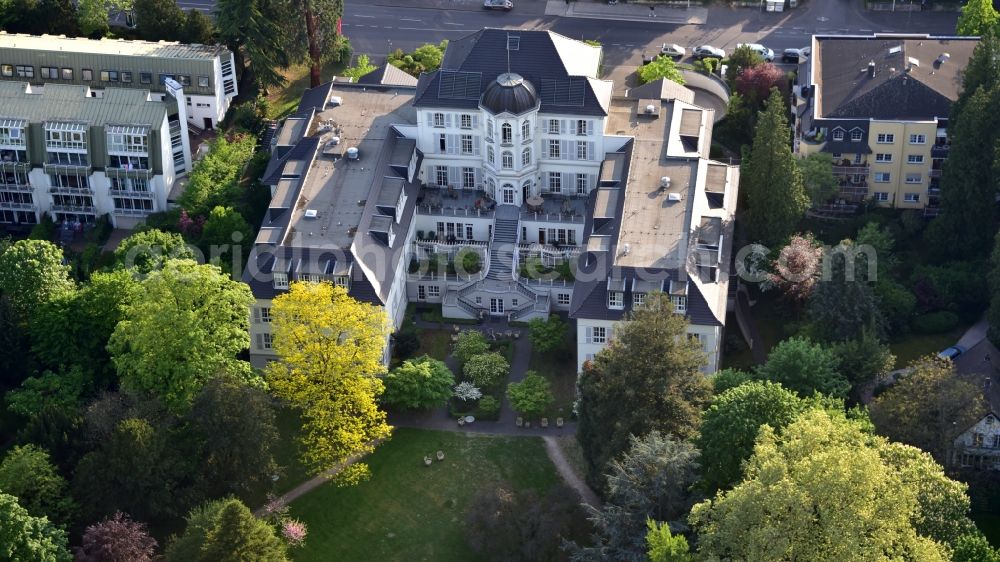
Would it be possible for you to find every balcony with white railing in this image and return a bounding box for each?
[417,186,495,218]
[519,195,586,224]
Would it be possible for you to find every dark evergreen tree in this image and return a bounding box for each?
[133,0,184,40]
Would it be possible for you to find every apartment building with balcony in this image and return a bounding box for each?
[795,34,979,211]
[0,82,183,229]
[0,32,237,131]
[244,30,739,373]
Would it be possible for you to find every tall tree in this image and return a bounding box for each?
[831,329,895,402]
[724,44,764,85]
[689,410,954,561]
[187,375,279,500]
[989,229,1000,346]
[0,445,77,528]
[696,381,817,491]
[30,268,140,384]
[577,292,710,489]
[638,56,685,86]
[198,205,253,276]
[108,259,257,412]
[114,228,195,274]
[0,492,72,562]
[870,357,985,464]
[180,9,214,44]
[279,0,345,88]
[769,233,822,308]
[807,242,885,342]
[75,512,159,562]
[0,239,75,323]
[265,282,392,480]
[41,0,80,35]
[133,0,184,40]
[570,432,700,562]
[755,336,848,398]
[734,62,784,106]
[741,89,809,245]
[165,498,288,562]
[956,0,999,36]
[214,0,289,88]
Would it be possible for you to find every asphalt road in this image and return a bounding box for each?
[176,0,958,73]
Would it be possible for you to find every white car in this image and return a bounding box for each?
[692,45,725,60]
[483,0,512,10]
[660,43,686,59]
[736,42,775,62]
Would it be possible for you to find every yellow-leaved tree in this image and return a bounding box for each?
[266,282,392,482]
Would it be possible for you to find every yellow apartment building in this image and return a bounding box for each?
[795,34,980,212]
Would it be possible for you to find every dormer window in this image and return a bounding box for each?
[334,275,350,289]
[633,292,646,308]
[608,291,623,309]
[851,130,863,142]
[832,129,844,141]
[671,296,687,314]
[987,415,995,426]
[273,273,289,289]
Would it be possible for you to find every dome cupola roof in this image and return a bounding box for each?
[480,73,538,115]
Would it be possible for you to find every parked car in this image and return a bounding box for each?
[781,48,807,63]
[660,43,686,59]
[692,45,725,60]
[736,42,775,62]
[483,0,513,10]
[937,345,967,361]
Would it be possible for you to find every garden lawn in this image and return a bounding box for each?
[527,324,578,419]
[266,60,348,120]
[288,428,561,562]
[247,407,311,508]
[889,324,968,368]
[416,328,453,362]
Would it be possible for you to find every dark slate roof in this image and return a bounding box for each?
[241,246,380,305]
[814,35,978,120]
[819,119,873,154]
[298,81,334,113]
[480,73,538,115]
[413,28,608,116]
[261,136,320,185]
[357,64,419,88]
[569,267,721,327]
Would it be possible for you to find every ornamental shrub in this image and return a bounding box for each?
[506,372,553,419]
[463,352,509,390]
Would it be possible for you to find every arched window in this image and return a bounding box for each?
[487,146,495,165]
[521,120,531,141]
[501,123,512,144]
[521,147,531,167]
[501,183,515,204]
[502,151,513,169]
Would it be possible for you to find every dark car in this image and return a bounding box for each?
[937,345,967,361]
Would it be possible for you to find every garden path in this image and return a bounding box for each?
[543,436,602,507]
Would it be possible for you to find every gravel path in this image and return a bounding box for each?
[543,436,602,507]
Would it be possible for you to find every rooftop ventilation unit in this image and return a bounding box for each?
[645,104,656,114]
[867,60,876,78]
[660,176,671,189]
[937,53,951,64]
[304,209,318,218]
[346,147,359,160]
[907,56,920,68]
[667,192,682,202]
[329,96,343,106]
[623,243,631,256]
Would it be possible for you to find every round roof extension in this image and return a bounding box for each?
[480,72,538,116]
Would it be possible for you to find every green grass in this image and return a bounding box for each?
[417,328,453,362]
[889,324,968,369]
[266,60,348,120]
[527,326,578,419]
[288,428,561,562]
[246,407,311,509]
[973,512,1000,547]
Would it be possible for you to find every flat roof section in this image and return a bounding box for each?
[281,87,415,249]
[599,152,626,185]
[0,82,165,126]
[0,32,230,60]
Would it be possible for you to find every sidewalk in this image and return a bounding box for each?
[546,0,708,24]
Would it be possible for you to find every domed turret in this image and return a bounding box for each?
[480,73,538,116]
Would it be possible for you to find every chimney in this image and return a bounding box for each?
[867,60,876,78]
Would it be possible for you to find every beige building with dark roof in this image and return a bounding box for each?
[796,33,980,212]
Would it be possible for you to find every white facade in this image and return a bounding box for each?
[576,318,721,374]
[953,412,1000,470]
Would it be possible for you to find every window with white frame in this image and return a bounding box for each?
[874,172,891,183]
[433,113,445,127]
[548,172,561,193]
[333,276,350,288]
[461,134,473,155]
[487,119,494,140]
[428,285,441,297]
[591,326,607,344]
[904,192,920,203]
[107,126,149,154]
[418,285,426,300]
[876,133,895,144]
[45,124,87,150]
[435,166,448,186]
[832,129,845,141]
[462,167,475,189]
[260,307,272,322]
[521,120,530,140]
[299,273,322,283]
[577,141,587,160]
[460,114,472,129]
[671,295,687,313]
[851,130,863,141]
[261,332,273,349]
[576,174,587,194]
[907,154,924,164]
[273,273,289,289]
[832,152,842,159]
[576,119,588,135]
[909,134,926,144]
[874,192,889,202]
[548,139,560,158]
[548,119,560,134]
[0,120,26,146]
[501,123,512,144]
[853,153,863,164]
[487,146,495,165]
[633,292,646,308]
[905,173,922,184]
[502,151,513,169]
[557,293,570,305]
[522,148,531,167]
[608,291,623,309]
[875,153,892,162]
[438,133,447,152]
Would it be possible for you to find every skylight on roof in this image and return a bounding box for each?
[888,45,902,55]
[507,36,520,51]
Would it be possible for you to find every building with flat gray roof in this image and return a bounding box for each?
[0,82,186,229]
[0,32,237,130]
